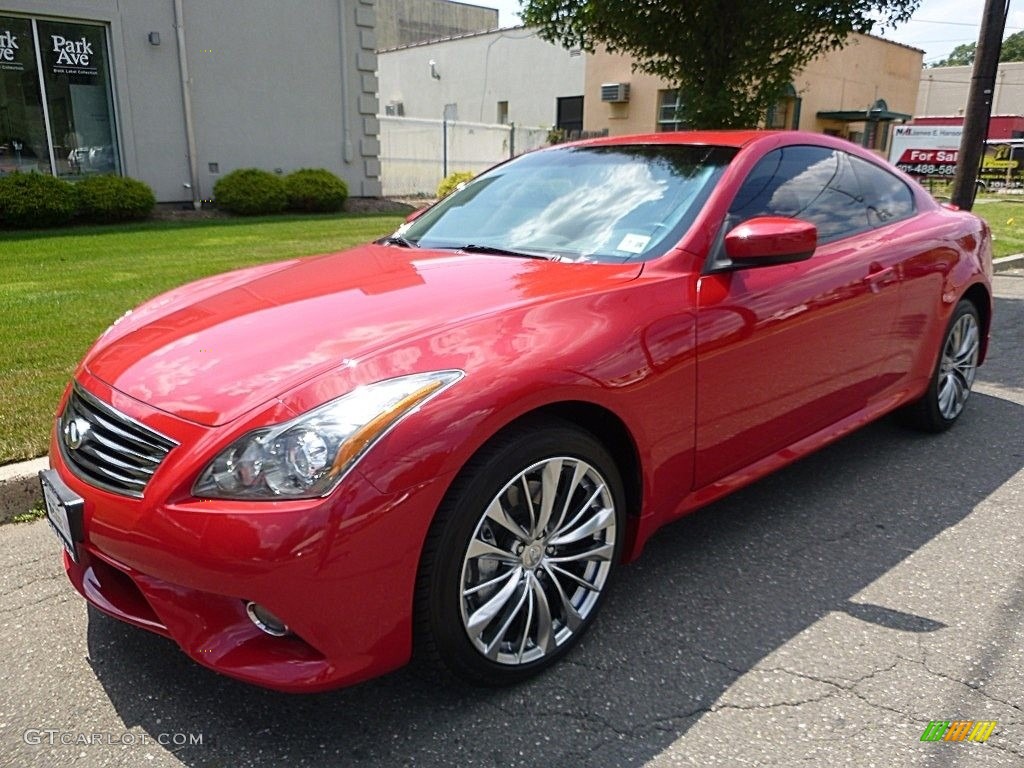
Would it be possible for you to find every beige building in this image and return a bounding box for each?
[585,33,923,153]
[917,61,1024,117]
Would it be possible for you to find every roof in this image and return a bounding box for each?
[858,31,925,56]
[569,130,776,149]
[550,130,905,173]
[377,24,528,53]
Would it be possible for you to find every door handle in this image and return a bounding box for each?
[864,263,896,293]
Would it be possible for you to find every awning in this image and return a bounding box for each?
[816,99,910,123]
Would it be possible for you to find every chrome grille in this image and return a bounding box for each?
[59,384,177,498]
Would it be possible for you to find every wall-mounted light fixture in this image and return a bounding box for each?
[429,59,441,80]
[148,31,161,46]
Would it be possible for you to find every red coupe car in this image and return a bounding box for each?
[41,131,992,692]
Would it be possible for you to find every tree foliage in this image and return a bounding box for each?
[932,42,977,67]
[522,0,921,129]
[931,30,1024,68]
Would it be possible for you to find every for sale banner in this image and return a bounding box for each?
[889,124,1024,188]
[890,125,962,178]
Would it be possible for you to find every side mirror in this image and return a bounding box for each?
[724,216,817,267]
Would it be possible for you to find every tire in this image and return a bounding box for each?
[900,299,981,432]
[415,419,625,685]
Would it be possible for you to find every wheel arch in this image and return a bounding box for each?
[961,282,992,364]
[428,398,646,558]
[515,401,644,524]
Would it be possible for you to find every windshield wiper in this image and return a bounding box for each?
[458,244,553,260]
[378,234,419,248]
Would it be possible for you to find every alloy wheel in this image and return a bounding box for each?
[937,311,980,420]
[458,456,617,666]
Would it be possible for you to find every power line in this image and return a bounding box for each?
[909,18,1022,29]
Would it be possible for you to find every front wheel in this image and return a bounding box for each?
[416,421,625,685]
[900,299,981,432]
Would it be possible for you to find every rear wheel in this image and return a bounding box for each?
[416,421,625,685]
[900,299,981,432]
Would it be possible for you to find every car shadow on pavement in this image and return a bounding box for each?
[85,391,1024,767]
[982,294,1024,392]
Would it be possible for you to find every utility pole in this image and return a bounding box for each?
[951,0,1010,210]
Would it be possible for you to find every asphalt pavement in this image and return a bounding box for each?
[2,272,1022,768]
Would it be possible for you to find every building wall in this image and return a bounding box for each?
[0,0,380,202]
[178,0,380,199]
[797,34,921,137]
[912,115,1024,140]
[917,61,1024,117]
[376,0,498,50]
[377,26,584,128]
[584,34,922,138]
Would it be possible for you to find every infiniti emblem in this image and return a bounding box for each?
[63,417,91,451]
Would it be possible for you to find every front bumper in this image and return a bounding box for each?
[48,376,452,692]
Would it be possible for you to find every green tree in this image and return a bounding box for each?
[522,0,921,129]
[1000,29,1024,62]
[932,42,976,67]
[931,30,1024,68]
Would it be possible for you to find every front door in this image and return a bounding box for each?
[694,145,906,487]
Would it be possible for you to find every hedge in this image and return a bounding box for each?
[285,168,349,213]
[213,168,288,216]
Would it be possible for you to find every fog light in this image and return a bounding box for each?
[245,601,290,637]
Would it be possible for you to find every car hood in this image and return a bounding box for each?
[85,245,642,426]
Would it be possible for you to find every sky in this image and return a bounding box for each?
[481,0,1023,66]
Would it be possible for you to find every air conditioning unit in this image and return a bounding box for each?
[385,101,405,117]
[600,83,630,103]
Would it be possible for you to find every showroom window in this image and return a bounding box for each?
[0,14,119,178]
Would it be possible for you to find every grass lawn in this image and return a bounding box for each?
[0,213,402,465]
[972,198,1024,259]
[2,200,1021,467]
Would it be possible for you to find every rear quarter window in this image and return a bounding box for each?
[849,156,916,227]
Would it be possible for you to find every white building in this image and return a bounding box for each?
[917,61,1024,117]
[377,26,585,132]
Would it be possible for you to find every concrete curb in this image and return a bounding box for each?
[994,253,1024,271]
[0,457,47,524]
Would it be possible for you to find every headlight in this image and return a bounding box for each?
[193,370,463,500]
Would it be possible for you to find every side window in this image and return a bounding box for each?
[728,146,869,245]
[849,156,915,228]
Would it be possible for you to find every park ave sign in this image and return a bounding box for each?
[51,35,94,67]
[0,30,18,62]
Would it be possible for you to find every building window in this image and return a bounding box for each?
[657,90,685,132]
[0,15,119,179]
[556,95,583,135]
[497,100,508,125]
[765,85,801,131]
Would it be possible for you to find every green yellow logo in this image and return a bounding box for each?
[920,720,997,743]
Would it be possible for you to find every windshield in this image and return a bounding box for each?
[399,144,738,263]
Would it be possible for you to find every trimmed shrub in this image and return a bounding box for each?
[0,172,77,229]
[213,168,288,216]
[285,168,349,213]
[437,171,475,199]
[76,174,156,223]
